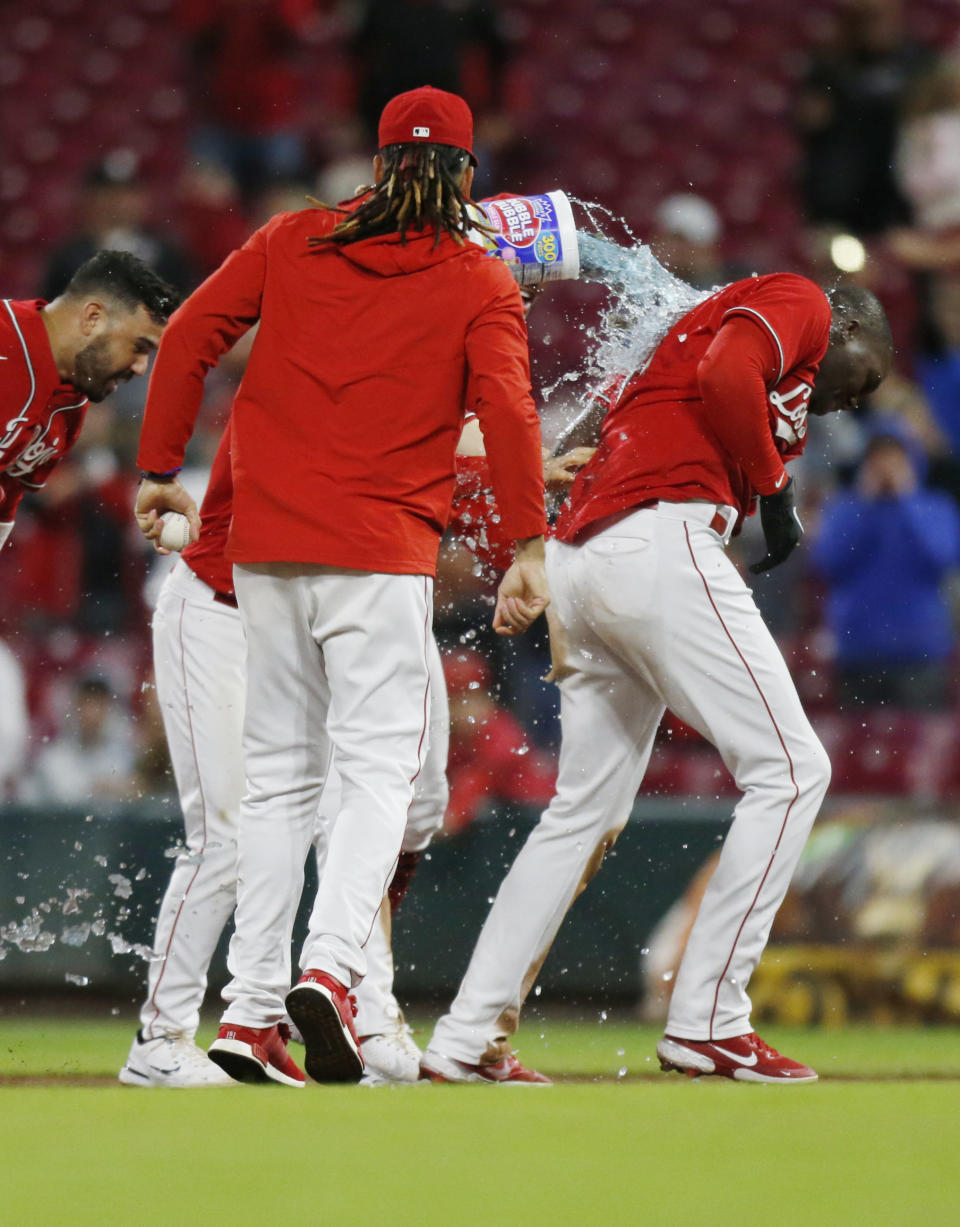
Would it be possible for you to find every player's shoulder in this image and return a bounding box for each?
[459,244,524,301]
[726,272,827,309]
[0,299,44,381]
[257,207,328,242]
[745,274,830,326]
[720,274,831,346]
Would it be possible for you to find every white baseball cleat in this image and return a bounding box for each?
[420,1048,551,1084]
[119,1031,237,1088]
[359,1022,423,1085]
[656,1032,818,1083]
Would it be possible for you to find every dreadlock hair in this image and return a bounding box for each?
[826,283,894,359]
[309,143,477,250]
[63,250,180,325]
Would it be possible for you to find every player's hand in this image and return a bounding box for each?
[494,536,550,636]
[543,446,596,488]
[135,477,201,552]
[749,476,803,574]
[519,285,542,319]
[542,605,575,683]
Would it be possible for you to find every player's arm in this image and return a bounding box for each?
[135,224,270,541]
[696,316,788,495]
[698,316,807,572]
[456,416,594,489]
[465,277,549,633]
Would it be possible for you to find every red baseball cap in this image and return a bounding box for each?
[378,85,477,165]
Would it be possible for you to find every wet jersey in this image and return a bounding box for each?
[555,274,831,541]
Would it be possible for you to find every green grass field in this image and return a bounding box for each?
[2,1015,958,1226]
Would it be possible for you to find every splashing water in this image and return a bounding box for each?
[542,199,717,431]
[576,229,709,385]
[0,880,155,967]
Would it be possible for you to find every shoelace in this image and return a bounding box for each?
[745,1032,780,1060]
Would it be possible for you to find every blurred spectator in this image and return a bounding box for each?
[895,58,960,239]
[314,154,375,210]
[443,648,555,834]
[22,675,138,804]
[0,434,148,638]
[915,277,960,456]
[796,0,934,234]
[0,637,29,799]
[648,193,732,290]
[177,161,252,280]
[350,1,514,191]
[888,58,960,359]
[177,0,315,199]
[41,150,194,301]
[811,424,960,708]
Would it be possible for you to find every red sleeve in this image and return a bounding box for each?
[697,317,789,496]
[722,274,831,385]
[136,222,271,473]
[464,272,546,542]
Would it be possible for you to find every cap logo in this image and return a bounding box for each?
[413,126,431,138]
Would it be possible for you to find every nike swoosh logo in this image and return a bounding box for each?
[711,1044,758,1066]
[774,473,787,490]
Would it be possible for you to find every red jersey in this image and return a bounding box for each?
[0,299,88,526]
[556,274,831,542]
[138,206,546,577]
[186,431,511,600]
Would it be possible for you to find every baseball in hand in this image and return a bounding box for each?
[158,512,191,552]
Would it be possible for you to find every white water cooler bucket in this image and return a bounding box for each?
[470,190,580,285]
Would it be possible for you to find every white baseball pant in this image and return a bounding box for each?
[140,560,246,1040]
[429,501,831,1062]
[315,649,449,1034]
[140,558,446,1039]
[222,563,434,1028]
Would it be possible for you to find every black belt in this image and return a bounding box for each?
[213,590,238,609]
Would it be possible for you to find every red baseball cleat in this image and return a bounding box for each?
[208,1022,305,1088]
[656,1032,818,1083]
[285,970,364,1084]
[420,1049,551,1084]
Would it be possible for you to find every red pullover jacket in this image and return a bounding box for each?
[138,206,546,575]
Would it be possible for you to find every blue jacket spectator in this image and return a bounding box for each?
[812,425,960,708]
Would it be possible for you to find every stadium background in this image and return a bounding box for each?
[3,0,960,1029]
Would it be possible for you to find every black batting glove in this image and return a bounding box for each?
[749,476,803,574]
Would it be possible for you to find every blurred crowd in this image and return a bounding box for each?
[4,0,960,818]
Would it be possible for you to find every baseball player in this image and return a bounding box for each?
[422,275,893,1084]
[134,86,549,1086]
[1,251,176,551]
[121,418,448,1088]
